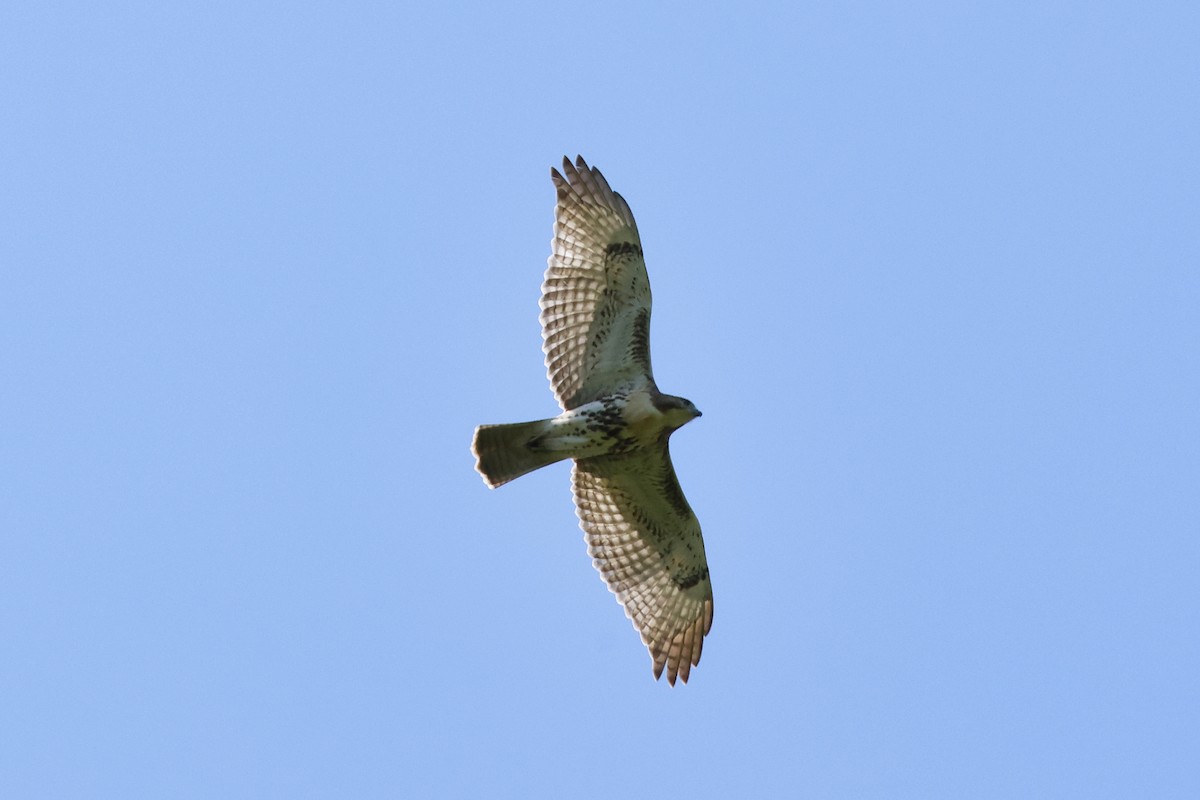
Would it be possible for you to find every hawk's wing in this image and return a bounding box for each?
[572,446,713,685]
[541,156,654,410]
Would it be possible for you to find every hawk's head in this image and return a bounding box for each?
[653,393,702,430]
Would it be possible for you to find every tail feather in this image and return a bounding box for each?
[472,419,565,488]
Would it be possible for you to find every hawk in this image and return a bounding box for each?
[472,156,713,685]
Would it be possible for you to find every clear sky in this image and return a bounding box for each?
[3,1,1198,797]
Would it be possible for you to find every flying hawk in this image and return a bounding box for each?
[472,156,713,685]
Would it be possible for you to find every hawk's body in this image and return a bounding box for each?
[472,157,712,685]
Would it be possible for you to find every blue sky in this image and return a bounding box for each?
[3,1,1198,797]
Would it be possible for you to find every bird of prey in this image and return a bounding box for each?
[472,156,713,685]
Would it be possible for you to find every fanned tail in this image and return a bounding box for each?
[471,419,565,488]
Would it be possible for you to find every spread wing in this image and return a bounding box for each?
[541,156,654,410]
[572,446,713,685]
